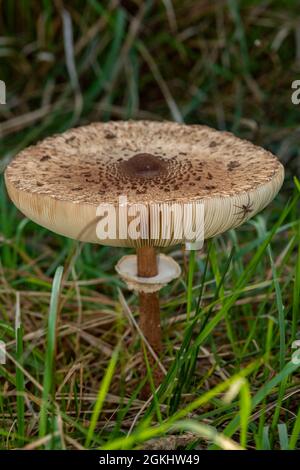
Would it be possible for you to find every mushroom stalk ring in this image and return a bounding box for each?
[116,253,181,293]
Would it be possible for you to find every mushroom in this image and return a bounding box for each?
[4,121,284,391]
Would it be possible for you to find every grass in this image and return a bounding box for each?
[0,0,300,451]
[39,265,63,441]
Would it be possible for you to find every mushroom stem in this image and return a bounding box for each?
[137,247,163,391]
[137,246,158,278]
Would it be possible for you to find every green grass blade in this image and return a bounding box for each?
[278,423,289,450]
[38,266,64,440]
[289,405,300,449]
[85,346,119,447]
[15,293,25,446]
[239,379,251,448]
[221,360,300,442]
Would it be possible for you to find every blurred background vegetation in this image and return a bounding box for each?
[1,0,300,450]
[1,0,299,179]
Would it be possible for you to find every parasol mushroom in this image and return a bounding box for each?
[4,121,284,392]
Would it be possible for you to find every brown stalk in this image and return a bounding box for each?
[137,246,163,396]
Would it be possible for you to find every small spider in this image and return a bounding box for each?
[234,194,254,222]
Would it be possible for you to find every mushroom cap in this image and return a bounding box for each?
[5,121,284,248]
